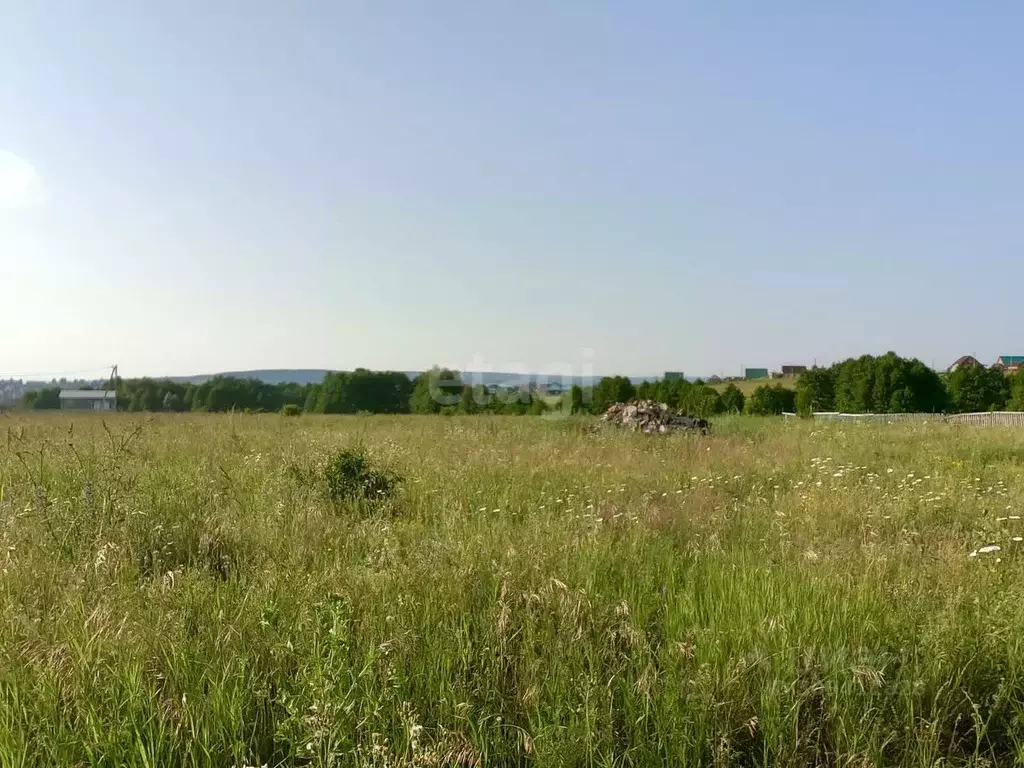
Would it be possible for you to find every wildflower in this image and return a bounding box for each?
[978,545,1001,554]
[1013,537,1022,542]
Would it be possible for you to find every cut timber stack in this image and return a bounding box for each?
[601,400,711,435]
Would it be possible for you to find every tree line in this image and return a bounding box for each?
[796,352,1024,415]
[584,374,792,416]
[18,353,1024,416]
[18,368,552,415]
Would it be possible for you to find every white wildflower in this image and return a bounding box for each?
[978,545,1001,554]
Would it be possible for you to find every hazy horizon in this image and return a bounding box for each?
[4,3,1022,378]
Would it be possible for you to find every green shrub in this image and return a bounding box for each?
[946,365,1010,413]
[720,383,746,414]
[746,384,797,415]
[323,446,399,504]
[795,367,836,415]
[280,404,302,417]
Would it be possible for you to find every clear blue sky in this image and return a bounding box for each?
[2,2,1022,379]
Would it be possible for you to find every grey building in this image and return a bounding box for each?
[59,390,117,411]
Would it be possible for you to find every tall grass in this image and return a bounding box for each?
[2,412,1024,766]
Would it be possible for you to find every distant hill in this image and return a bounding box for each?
[168,369,609,387]
[170,369,331,385]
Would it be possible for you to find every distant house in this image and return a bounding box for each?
[947,355,982,373]
[994,356,1024,373]
[781,365,807,376]
[59,390,117,412]
[664,371,685,381]
[744,368,769,380]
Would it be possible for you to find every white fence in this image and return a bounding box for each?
[944,411,1024,427]
[785,411,1024,427]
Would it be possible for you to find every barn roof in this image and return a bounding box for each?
[950,355,981,368]
[58,390,117,400]
[997,356,1024,365]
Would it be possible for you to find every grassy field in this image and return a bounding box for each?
[708,376,797,395]
[3,413,1024,766]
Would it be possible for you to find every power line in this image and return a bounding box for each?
[0,365,115,380]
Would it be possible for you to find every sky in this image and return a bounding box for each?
[2,2,1023,379]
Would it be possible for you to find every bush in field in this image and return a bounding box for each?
[719,383,746,414]
[20,387,60,410]
[833,352,946,413]
[323,446,399,504]
[746,383,796,415]
[946,365,1010,413]
[410,367,463,414]
[795,367,836,415]
[591,376,636,414]
[1010,371,1024,411]
[679,383,724,418]
[318,369,413,414]
[280,404,302,417]
[556,384,586,414]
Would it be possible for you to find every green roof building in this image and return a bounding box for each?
[995,356,1024,370]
